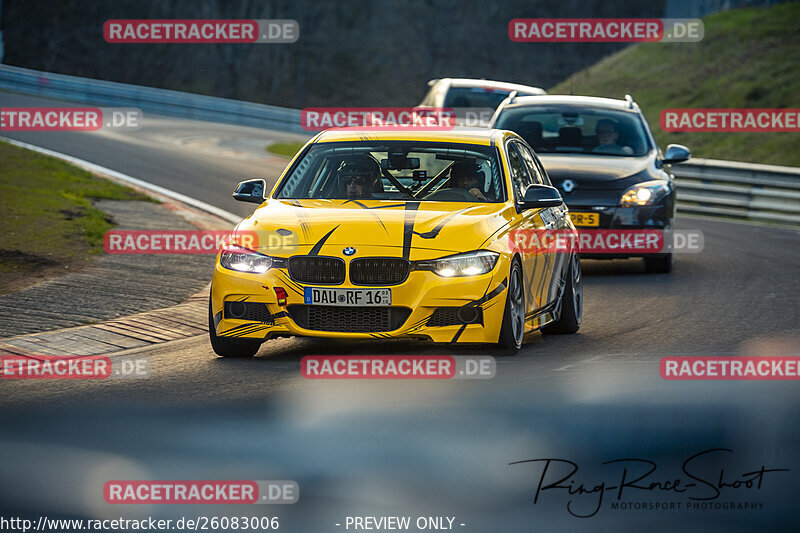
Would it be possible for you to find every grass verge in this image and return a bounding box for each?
[0,140,152,294]
[266,141,306,158]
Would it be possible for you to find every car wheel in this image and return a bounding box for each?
[208,297,261,358]
[542,253,582,335]
[498,259,525,354]
[644,253,673,274]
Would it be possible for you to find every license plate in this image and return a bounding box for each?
[304,287,391,306]
[569,212,600,227]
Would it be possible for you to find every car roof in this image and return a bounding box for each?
[314,127,516,146]
[498,94,640,112]
[434,78,546,95]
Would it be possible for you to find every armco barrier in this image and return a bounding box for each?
[672,158,800,226]
[1,64,799,226]
[0,64,305,133]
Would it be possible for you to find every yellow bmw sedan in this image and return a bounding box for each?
[209,128,581,356]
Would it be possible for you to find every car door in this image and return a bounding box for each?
[505,139,558,316]
[514,141,572,308]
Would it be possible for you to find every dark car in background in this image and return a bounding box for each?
[489,94,690,273]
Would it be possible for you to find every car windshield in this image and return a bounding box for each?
[444,87,539,109]
[495,106,652,156]
[275,141,505,203]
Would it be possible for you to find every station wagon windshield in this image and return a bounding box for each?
[496,106,652,157]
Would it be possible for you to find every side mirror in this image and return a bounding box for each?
[663,144,691,164]
[232,179,267,204]
[521,184,563,210]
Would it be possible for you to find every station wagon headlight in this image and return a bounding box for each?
[220,244,273,273]
[620,181,670,206]
[416,250,499,277]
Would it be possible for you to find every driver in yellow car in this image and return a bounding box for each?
[337,158,381,199]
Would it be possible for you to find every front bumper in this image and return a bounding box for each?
[210,255,511,344]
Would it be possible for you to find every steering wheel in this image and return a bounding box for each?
[423,187,479,202]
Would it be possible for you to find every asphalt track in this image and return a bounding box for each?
[1,91,799,532]
[0,92,308,218]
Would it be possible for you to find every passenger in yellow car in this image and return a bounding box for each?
[450,161,488,201]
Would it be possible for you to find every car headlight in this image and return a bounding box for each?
[416,250,499,277]
[620,180,670,207]
[220,244,274,273]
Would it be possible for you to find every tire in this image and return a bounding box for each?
[208,298,261,358]
[498,259,525,355]
[542,253,582,335]
[644,253,673,274]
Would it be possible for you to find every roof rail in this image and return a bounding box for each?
[624,94,635,109]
